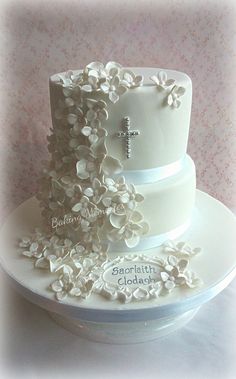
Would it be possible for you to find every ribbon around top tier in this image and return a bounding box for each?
[118,157,186,185]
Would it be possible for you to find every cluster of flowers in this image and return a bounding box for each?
[36,62,149,249]
[22,61,149,311]
[19,229,109,300]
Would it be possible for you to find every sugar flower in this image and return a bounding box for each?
[150,70,175,90]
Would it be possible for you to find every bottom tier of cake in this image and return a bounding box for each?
[108,155,196,251]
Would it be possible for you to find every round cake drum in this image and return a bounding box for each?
[1,190,235,344]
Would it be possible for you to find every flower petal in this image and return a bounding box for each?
[89,134,99,144]
[81,126,92,136]
[135,193,144,202]
[123,71,134,83]
[70,287,82,297]
[140,222,149,235]
[76,160,90,180]
[164,280,175,290]
[84,187,94,197]
[111,75,120,87]
[86,98,97,108]
[105,61,122,73]
[178,259,189,271]
[130,210,143,223]
[168,255,178,266]
[150,75,159,85]
[109,91,119,103]
[87,61,104,71]
[116,85,127,96]
[133,287,148,300]
[81,84,93,92]
[98,108,108,121]
[176,86,186,96]
[90,136,107,156]
[109,213,127,228]
[165,79,175,86]
[167,94,173,106]
[158,71,167,84]
[160,271,169,281]
[72,203,82,212]
[65,97,74,107]
[67,113,77,125]
[125,235,140,248]
[100,82,110,93]
[102,197,112,207]
[120,193,130,203]
[86,109,96,121]
[173,99,181,108]
[97,100,107,108]
[101,156,123,175]
[51,280,63,292]
[134,75,144,86]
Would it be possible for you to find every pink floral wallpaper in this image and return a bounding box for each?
[0,0,236,221]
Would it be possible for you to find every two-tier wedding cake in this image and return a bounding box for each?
[19,62,202,304]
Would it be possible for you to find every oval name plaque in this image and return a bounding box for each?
[103,260,161,288]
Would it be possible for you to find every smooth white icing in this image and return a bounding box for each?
[136,155,195,235]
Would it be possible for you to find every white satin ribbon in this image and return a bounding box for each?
[120,157,186,185]
[109,219,190,253]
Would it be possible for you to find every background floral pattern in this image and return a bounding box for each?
[0,0,236,223]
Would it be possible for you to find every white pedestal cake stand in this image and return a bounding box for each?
[0,190,236,344]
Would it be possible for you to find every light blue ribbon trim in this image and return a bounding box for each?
[120,157,186,185]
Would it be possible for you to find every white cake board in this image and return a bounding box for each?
[0,190,236,344]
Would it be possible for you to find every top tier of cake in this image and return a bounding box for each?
[50,66,192,171]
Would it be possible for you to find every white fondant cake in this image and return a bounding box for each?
[19,62,202,304]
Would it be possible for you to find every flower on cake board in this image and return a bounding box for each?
[163,241,202,257]
[159,255,202,294]
[51,273,94,301]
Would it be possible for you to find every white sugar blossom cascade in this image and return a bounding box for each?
[37,61,148,249]
[18,62,150,299]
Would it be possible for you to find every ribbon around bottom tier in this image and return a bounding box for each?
[119,157,186,185]
[108,219,190,253]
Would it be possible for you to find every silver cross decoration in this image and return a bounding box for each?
[117,117,140,159]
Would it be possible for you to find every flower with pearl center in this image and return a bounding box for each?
[100,75,128,103]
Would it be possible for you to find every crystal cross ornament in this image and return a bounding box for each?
[117,117,140,159]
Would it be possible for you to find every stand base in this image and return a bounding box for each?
[49,307,200,344]
[1,191,236,344]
